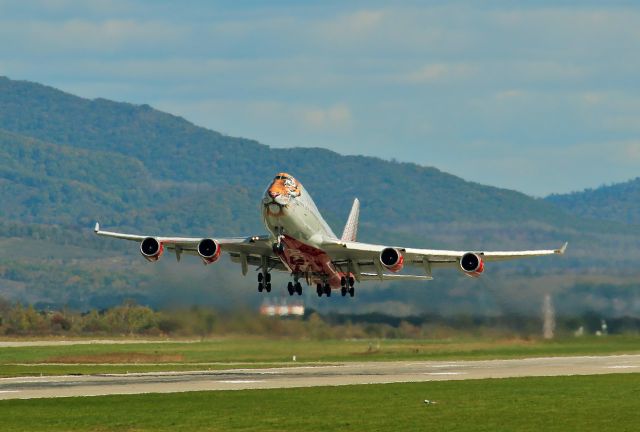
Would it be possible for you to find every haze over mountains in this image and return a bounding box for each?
[0,76,638,317]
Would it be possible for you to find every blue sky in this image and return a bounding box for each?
[0,1,639,196]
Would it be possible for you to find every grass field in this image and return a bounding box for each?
[0,335,639,377]
[0,373,638,431]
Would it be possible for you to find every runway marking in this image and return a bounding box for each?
[606,365,639,369]
[218,380,264,384]
[0,390,19,394]
[423,372,466,376]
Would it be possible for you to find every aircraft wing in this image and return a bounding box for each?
[324,239,567,280]
[93,223,284,273]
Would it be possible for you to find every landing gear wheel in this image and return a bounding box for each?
[265,283,272,293]
[287,282,294,296]
[324,284,331,297]
[341,287,347,297]
[258,283,264,292]
[349,277,355,287]
[316,283,323,297]
[258,273,263,283]
[295,282,302,295]
[265,273,271,283]
[349,287,355,297]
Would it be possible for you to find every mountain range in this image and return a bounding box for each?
[0,76,638,317]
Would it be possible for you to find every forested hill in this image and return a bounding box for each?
[0,76,572,231]
[1,75,639,316]
[546,178,640,225]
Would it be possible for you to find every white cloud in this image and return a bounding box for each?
[398,63,476,84]
[301,103,352,130]
[0,18,187,54]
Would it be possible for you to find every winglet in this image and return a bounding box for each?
[94,222,100,233]
[556,242,568,254]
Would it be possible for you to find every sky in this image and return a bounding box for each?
[0,1,639,196]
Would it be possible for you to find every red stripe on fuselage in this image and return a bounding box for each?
[278,235,343,288]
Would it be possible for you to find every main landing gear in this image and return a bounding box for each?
[316,283,332,297]
[258,271,271,293]
[340,276,355,297]
[287,281,303,296]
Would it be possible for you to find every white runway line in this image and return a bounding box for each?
[423,372,466,376]
[217,380,264,384]
[0,390,19,394]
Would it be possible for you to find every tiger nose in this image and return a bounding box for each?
[269,190,279,198]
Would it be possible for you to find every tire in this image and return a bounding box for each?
[316,284,322,297]
[266,283,272,293]
[296,283,302,295]
[258,273,263,283]
[287,282,294,296]
[341,287,347,297]
[258,283,264,292]
[265,273,271,283]
[349,287,355,297]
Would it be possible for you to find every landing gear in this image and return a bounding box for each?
[258,271,271,293]
[288,281,303,296]
[316,282,330,297]
[340,276,356,297]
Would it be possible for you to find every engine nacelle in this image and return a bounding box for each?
[380,247,404,273]
[460,252,484,277]
[198,238,221,264]
[140,237,163,262]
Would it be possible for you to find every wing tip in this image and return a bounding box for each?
[94,222,100,233]
[556,242,568,254]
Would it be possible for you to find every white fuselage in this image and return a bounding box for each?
[261,181,337,248]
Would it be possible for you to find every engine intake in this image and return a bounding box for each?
[380,247,404,273]
[198,238,221,264]
[140,237,163,262]
[460,252,484,277]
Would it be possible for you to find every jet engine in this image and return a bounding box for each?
[198,238,221,264]
[460,252,484,277]
[380,247,404,272]
[140,237,163,262]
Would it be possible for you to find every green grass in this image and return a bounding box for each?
[1,335,639,377]
[1,374,639,431]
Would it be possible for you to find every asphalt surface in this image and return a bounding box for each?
[1,354,639,400]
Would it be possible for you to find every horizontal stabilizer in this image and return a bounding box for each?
[360,272,433,281]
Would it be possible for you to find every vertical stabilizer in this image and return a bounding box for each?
[341,198,360,242]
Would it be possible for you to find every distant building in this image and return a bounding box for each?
[260,298,304,317]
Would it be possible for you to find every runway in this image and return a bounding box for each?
[1,354,639,400]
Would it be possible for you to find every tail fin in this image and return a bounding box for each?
[341,198,360,242]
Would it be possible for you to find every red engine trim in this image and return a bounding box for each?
[460,252,484,277]
[380,248,404,273]
[198,239,222,265]
[386,254,404,273]
[467,259,484,277]
[141,239,164,262]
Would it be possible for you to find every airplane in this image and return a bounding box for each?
[95,172,567,298]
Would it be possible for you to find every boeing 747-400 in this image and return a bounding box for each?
[95,172,567,298]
